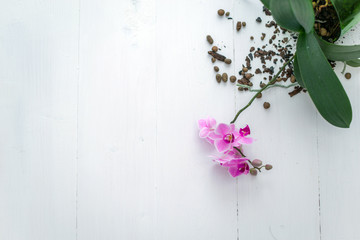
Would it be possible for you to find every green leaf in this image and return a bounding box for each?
[317,35,360,61]
[297,32,352,128]
[332,0,360,34]
[270,0,303,32]
[260,0,271,9]
[269,0,314,33]
[347,59,360,67]
[289,0,315,33]
[293,55,306,88]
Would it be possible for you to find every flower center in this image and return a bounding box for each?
[223,133,235,143]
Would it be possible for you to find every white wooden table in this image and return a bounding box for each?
[1,0,360,239]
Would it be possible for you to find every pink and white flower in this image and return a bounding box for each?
[238,125,253,144]
[223,158,250,177]
[209,123,241,153]
[213,150,250,177]
[198,117,216,138]
[197,118,263,178]
[212,150,237,165]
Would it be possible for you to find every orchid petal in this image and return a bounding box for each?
[206,137,214,145]
[213,158,229,165]
[214,139,231,153]
[239,162,250,175]
[233,131,240,138]
[207,117,217,128]
[198,119,207,129]
[216,123,230,135]
[208,132,222,140]
[222,158,249,167]
[229,124,236,133]
[239,125,251,137]
[225,150,236,157]
[228,166,241,177]
[239,136,253,144]
[199,128,210,138]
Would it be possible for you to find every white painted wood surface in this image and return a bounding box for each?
[0,0,359,239]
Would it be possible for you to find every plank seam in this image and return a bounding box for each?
[76,0,81,239]
[232,1,239,239]
[316,114,322,240]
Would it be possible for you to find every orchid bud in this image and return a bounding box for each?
[252,159,262,168]
[250,168,258,176]
[265,164,273,170]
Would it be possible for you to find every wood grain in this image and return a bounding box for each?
[0,0,79,239]
[232,1,321,239]
[0,0,359,239]
[77,0,158,239]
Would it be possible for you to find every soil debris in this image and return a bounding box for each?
[236,22,242,31]
[263,102,271,109]
[263,6,272,16]
[206,35,214,44]
[208,51,226,61]
[222,73,228,82]
[216,74,222,83]
[224,58,232,64]
[345,72,352,79]
[313,0,341,42]
[289,86,304,97]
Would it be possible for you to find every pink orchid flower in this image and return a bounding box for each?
[223,158,250,177]
[212,149,241,164]
[238,125,253,144]
[212,151,235,165]
[198,117,216,138]
[209,123,240,153]
[213,150,250,177]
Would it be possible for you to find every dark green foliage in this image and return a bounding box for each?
[297,32,352,128]
[261,0,360,128]
[332,0,360,33]
[317,35,360,61]
[293,55,305,88]
[347,59,360,67]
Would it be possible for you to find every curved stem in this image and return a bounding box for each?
[237,83,299,92]
[234,147,264,172]
[233,146,246,157]
[230,55,295,124]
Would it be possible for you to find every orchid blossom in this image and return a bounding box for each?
[198,117,271,178]
[209,123,241,153]
[238,125,253,144]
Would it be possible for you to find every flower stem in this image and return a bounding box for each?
[234,147,264,171]
[237,83,299,92]
[230,55,295,124]
[234,146,246,157]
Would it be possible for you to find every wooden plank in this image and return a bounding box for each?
[78,0,238,239]
[233,1,321,239]
[318,24,360,240]
[77,0,158,239]
[0,1,79,239]
[155,0,238,239]
[1,1,359,239]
